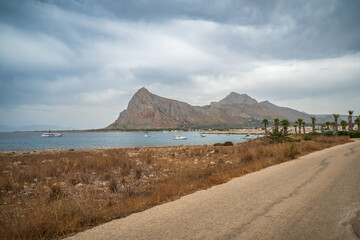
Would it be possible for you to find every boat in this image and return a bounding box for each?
[41,131,62,137]
[200,134,206,137]
[173,135,187,140]
[243,134,252,139]
[144,134,151,137]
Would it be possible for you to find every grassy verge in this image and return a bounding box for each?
[0,136,351,239]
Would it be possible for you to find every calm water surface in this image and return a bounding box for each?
[0,132,261,152]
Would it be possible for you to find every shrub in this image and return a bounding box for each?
[49,184,64,201]
[349,131,360,138]
[337,131,349,136]
[302,134,313,141]
[323,131,334,136]
[213,141,234,146]
[284,142,298,159]
[266,128,292,143]
[223,141,234,146]
[109,178,117,193]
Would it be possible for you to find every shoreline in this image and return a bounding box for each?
[1,129,266,134]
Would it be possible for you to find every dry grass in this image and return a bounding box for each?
[0,136,351,239]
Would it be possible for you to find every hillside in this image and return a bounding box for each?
[107,88,334,129]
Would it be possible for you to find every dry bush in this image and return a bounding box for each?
[283,142,298,159]
[109,178,118,193]
[241,150,254,162]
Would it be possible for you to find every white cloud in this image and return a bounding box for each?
[78,89,126,104]
[0,24,73,69]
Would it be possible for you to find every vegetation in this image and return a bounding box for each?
[337,130,360,138]
[302,134,313,141]
[293,124,298,134]
[262,118,269,133]
[0,136,351,239]
[348,110,354,132]
[296,119,304,134]
[311,116,316,133]
[340,120,347,130]
[213,141,234,146]
[280,119,290,134]
[355,116,360,132]
[302,121,306,134]
[333,113,340,134]
[266,127,292,143]
[273,118,280,131]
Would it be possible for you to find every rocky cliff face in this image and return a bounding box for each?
[108,87,319,129]
[112,88,213,129]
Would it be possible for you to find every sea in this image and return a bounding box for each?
[0,132,262,152]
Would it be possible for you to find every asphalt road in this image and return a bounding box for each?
[67,140,360,240]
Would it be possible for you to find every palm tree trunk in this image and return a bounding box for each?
[348,116,353,132]
[303,125,305,134]
[298,123,301,134]
[335,119,338,134]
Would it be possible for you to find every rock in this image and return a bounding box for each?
[106,87,327,129]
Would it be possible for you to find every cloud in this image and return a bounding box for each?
[0,0,359,129]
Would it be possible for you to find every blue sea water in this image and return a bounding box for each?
[0,132,261,152]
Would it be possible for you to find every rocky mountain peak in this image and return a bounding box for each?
[128,87,154,106]
[132,87,151,98]
[219,92,258,105]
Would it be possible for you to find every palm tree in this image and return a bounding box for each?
[302,121,306,134]
[293,124,298,134]
[274,118,280,131]
[355,116,360,131]
[325,121,330,130]
[262,118,269,133]
[333,114,340,134]
[297,118,303,134]
[331,122,335,131]
[280,119,290,134]
[320,124,324,131]
[340,120,347,131]
[348,110,354,132]
[310,116,316,133]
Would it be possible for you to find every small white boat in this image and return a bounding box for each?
[41,132,62,137]
[200,134,206,137]
[144,134,151,137]
[243,134,252,139]
[173,135,187,140]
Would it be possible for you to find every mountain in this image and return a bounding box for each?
[107,87,340,129]
[259,100,310,122]
[109,87,214,129]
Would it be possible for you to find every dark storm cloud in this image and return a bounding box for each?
[0,0,360,128]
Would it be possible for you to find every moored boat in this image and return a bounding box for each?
[173,135,187,140]
[41,132,62,137]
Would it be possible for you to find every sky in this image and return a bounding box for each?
[0,0,360,130]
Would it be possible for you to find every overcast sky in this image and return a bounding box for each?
[1,0,360,129]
